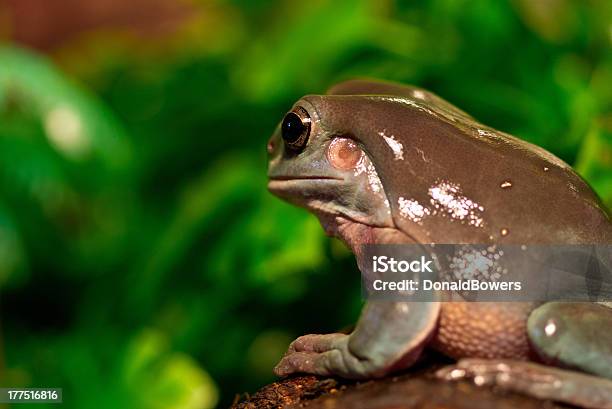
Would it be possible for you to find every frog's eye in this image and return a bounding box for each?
[327,137,364,170]
[281,107,311,151]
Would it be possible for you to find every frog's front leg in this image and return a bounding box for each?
[437,302,612,409]
[274,301,440,379]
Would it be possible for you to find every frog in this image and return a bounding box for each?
[266,79,612,408]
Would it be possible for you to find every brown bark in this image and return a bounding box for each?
[232,357,571,409]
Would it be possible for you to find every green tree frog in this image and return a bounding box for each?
[266,79,612,409]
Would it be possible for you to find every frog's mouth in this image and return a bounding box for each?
[269,176,342,182]
[268,176,381,228]
[267,177,345,208]
[267,176,344,198]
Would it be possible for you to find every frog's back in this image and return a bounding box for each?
[325,79,612,245]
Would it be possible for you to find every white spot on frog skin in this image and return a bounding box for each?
[415,147,430,163]
[500,180,512,189]
[500,228,509,236]
[353,152,387,205]
[379,130,404,160]
[544,319,557,336]
[412,90,426,99]
[398,197,431,222]
[447,245,507,283]
[396,303,410,313]
[353,153,366,176]
[428,181,484,227]
[366,161,383,193]
[543,166,549,172]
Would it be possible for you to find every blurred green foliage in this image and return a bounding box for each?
[0,0,610,408]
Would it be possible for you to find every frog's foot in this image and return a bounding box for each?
[436,358,612,409]
[274,333,388,379]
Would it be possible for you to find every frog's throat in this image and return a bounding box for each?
[316,212,415,260]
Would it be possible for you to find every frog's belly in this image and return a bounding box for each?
[432,302,534,360]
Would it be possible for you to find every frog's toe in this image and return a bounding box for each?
[275,334,349,377]
[287,333,346,354]
[437,358,612,409]
[436,358,528,384]
[274,351,327,377]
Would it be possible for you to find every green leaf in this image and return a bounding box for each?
[122,329,218,409]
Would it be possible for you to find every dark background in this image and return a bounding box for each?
[0,0,610,407]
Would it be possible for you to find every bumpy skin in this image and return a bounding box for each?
[267,79,612,408]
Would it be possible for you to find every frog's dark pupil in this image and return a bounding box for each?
[281,113,305,143]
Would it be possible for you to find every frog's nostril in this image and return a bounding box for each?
[267,139,276,154]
